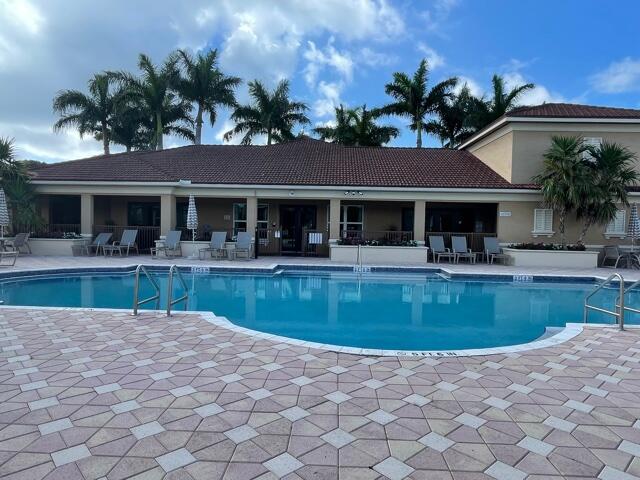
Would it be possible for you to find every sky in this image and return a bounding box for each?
[1,0,640,163]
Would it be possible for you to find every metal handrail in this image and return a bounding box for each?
[132,265,160,315]
[615,278,640,315]
[584,273,625,330]
[167,265,189,316]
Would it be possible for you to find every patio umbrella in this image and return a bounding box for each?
[186,194,198,259]
[628,203,640,251]
[0,188,10,239]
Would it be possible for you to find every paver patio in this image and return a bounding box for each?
[1,305,640,479]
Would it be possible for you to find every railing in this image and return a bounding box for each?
[94,225,160,252]
[167,265,189,316]
[340,230,414,245]
[616,278,640,320]
[132,265,160,315]
[14,223,81,238]
[302,229,329,256]
[425,232,496,253]
[584,273,625,330]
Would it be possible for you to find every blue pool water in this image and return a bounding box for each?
[1,270,636,351]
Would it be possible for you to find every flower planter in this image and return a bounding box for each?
[330,245,429,265]
[27,238,89,256]
[502,247,599,268]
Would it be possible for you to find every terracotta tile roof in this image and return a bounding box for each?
[32,137,526,190]
[507,102,640,119]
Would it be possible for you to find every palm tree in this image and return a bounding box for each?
[381,59,457,148]
[466,74,535,131]
[112,53,193,150]
[315,104,398,146]
[425,85,475,148]
[576,142,638,243]
[0,138,41,230]
[532,136,590,248]
[224,80,310,145]
[175,49,241,145]
[53,73,116,155]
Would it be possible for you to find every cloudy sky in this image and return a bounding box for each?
[1,0,640,163]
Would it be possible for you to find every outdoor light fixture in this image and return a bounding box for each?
[178,179,191,185]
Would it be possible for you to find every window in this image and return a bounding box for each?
[341,205,363,233]
[232,203,269,236]
[532,209,553,235]
[49,196,80,225]
[605,209,626,237]
[582,137,602,161]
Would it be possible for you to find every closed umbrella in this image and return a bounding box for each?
[186,194,198,259]
[628,203,640,252]
[0,188,10,239]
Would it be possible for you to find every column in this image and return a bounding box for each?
[413,200,426,245]
[246,196,258,236]
[329,198,341,241]
[80,194,94,236]
[160,194,176,236]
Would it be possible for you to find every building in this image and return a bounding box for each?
[29,103,640,255]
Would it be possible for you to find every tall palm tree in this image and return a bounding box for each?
[315,104,399,146]
[0,138,41,230]
[113,53,193,150]
[381,59,457,148]
[467,74,535,131]
[53,73,116,155]
[175,49,241,145]
[425,85,475,148]
[532,136,590,248]
[576,142,638,243]
[224,79,309,145]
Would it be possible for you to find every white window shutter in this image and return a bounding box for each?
[582,137,602,161]
[606,210,626,234]
[533,209,553,233]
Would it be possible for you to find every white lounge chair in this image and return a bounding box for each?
[230,232,253,260]
[601,245,626,268]
[429,235,456,263]
[452,236,476,264]
[484,237,509,265]
[85,232,112,256]
[199,231,227,260]
[5,232,31,254]
[104,229,139,256]
[151,230,182,258]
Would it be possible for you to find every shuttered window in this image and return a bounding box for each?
[605,210,626,235]
[582,137,602,161]
[533,209,553,234]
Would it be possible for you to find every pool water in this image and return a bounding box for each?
[1,271,636,351]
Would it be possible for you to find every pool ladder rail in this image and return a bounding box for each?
[583,273,640,330]
[132,264,189,316]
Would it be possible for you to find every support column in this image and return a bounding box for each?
[160,194,176,236]
[246,196,258,237]
[413,200,426,245]
[80,194,94,236]
[329,198,341,241]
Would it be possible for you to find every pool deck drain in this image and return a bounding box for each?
[1,307,640,479]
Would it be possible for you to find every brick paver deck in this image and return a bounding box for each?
[1,307,640,479]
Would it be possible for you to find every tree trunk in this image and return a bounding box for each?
[578,217,594,244]
[155,111,163,150]
[416,121,422,148]
[267,128,272,146]
[559,208,567,248]
[126,145,132,153]
[195,104,203,145]
[101,121,110,155]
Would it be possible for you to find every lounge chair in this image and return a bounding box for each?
[5,233,31,254]
[104,229,139,256]
[452,236,476,264]
[230,232,253,260]
[484,237,509,265]
[429,235,456,263]
[85,232,112,256]
[0,250,18,267]
[199,231,227,260]
[151,230,182,258]
[601,245,626,268]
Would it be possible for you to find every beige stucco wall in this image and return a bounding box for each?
[511,127,640,184]
[466,130,513,181]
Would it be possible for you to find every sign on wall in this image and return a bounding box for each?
[499,211,512,217]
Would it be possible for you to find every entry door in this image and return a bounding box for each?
[280,205,317,254]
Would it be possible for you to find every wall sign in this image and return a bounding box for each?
[499,211,512,217]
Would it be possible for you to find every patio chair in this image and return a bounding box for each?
[0,250,18,267]
[452,236,476,264]
[5,232,31,254]
[199,231,227,260]
[601,245,626,268]
[484,237,509,265]
[85,232,112,256]
[104,229,139,256]
[230,231,253,260]
[429,235,456,263]
[151,230,182,258]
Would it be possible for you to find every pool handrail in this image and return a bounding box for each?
[167,265,189,316]
[132,264,160,315]
[584,273,624,330]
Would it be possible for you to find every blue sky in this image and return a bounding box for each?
[1,0,640,161]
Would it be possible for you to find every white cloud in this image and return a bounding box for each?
[303,39,354,87]
[417,42,445,69]
[359,47,397,67]
[313,81,343,117]
[590,57,640,94]
[503,72,564,105]
[454,76,484,97]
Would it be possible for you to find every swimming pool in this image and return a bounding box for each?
[0,268,634,351]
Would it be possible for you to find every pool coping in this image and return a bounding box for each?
[0,262,628,357]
